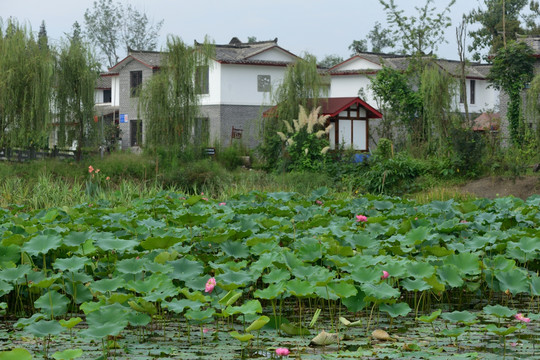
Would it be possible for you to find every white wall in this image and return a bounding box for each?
[249,48,297,62]
[453,78,499,113]
[330,75,377,104]
[201,63,287,106]
[112,76,120,107]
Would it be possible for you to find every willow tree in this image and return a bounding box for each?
[140,36,214,156]
[55,27,100,159]
[260,54,329,170]
[0,19,54,148]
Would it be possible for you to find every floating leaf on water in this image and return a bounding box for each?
[51,348,83,360]
[0,348,33,360]
[229,331,254,342]
[371,329,395,342]
[417,309,442,323]
[310,330,340,346]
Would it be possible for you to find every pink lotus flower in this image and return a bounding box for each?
[316,200,323,205]
[515,313,531,323]
[219,202,226,206]
[106,176,110,180]
[202,197,208,201]
[203,328,210,334]
[275,347,290,356]
[205,277,216,293]
[511,342,518,347]
[88,165,94,173]
[95,169,100,173]
[356,215,368,222]
[381,270,389,279]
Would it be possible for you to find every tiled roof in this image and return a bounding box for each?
[96,75,112,89]
[518,35,540,54]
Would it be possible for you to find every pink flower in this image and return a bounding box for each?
[460,220,467,223]
[511,342,518,347]
[316,200,323,205]
[203,328,210,334]
[515,313,531,323]
[381,270,389,279]
[202,197,208,201]
[275,348,290,356]
[95,169,100,173]
[205,277,216,293]
[356,215,368,222]
[106,176,110,180]
[219,202,226,206]
[88,165,94,173]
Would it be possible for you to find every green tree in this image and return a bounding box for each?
[348,39,368,55]
[84,0,163,68]
[367,22,395,53]
[55,23,100,159]
[140,36,214,154]
[0,18,53,148]
[488,41,534,145]
[318,54,343,68]
[379,0,456,55]
[260,54,328,170]
[38,20,48,50]
[467,0,528,61]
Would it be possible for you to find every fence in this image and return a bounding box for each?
[0,147,76,162]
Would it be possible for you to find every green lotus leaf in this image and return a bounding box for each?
[0,348,33,360]
[127,278,161,294]
[115,257,145,274]
[140,236,183,250]
[0,280,12,297]
[94,233,138,252]
[280,323,310,336]
[250,251,280,272]
[401,227,429,247]
[101,292,132,304]
[253,282,286,300]
[267,192,295,202]
[229,331,254,342]
[59,317,82,329]
[307,267,334,286]
[342,288,367,313]
[484,255,515,271]
[217,270,256,290]
[90,277,126,293]
[63,231,93,247]
[225,299,262,316]
[382,261,407,278]
[483,304,516,318]
[30,274,61,289]
[14,313,46,329]
[496,268,529,295]
[361,282,400,301]
[286,279,315,297]
[380,302,411,318]
[162,298,203,313]
[80,300,105,315]
[441,327,466,338]
[168,258,204,281]
[291,264,315,279]
[485,324,520,336]
[179,288,210,302]
[417,309,442,323]
[79,322,127,339]
[51,348,83,360]
[282,250,304,270]
[443,252,481,275]
[262,268,290,284]
[437,264,464,288]
[53,256,89,272]
[441,310,477,324]
[246,315,270,332]
[25,320,64,337]
[0,244,20,265]
[531,275,540,296]
[185,308,215,322]
[405,262,435,279]
[144,261,173,274]
[143,280,179,302]
[34,290,69,317]
[128,299,156,315]
[514,237,540,253]
[221,240,250,259]
[401,278,431,292]
[423,245,454,257]
[0,264,31,283]
[219,290,242,307]
[327,281,358,298]
[126,312,151,327]
[350,268,381,284]
[22,234,62,257]
[314,285,339,300]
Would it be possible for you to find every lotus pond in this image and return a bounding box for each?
[0,189,539,359]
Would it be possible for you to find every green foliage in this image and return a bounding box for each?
[467,0,528,61]
[488,41,534,146]
[83,0,164,68]
[374,138,393,160]
[260,54,328,170]
[277,106,331,172]
[449,127,485,176]
[318,54,343,69]
[55,30,100,158]
[140,36,214,152]
[216,143,249,171]
[0,19,53,148]
[378,0,456,55]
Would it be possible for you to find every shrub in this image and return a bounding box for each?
[449,127,485,176]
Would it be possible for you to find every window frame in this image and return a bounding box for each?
[130,71,143,98]
[470,79,476,105]
[257,75,271,92]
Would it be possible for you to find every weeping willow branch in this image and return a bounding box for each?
[139,35,214,152]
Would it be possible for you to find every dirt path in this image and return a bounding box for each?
[459,175,540,200]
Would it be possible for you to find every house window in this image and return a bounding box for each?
[130,71,142,97]
[195,66,209,94]
[194,117,209,146]
[130,119,142,146]
[103,89,111,103]
[257,75,271,92]
[470,80,476,105]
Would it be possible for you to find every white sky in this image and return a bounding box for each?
[2,0,483,62]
